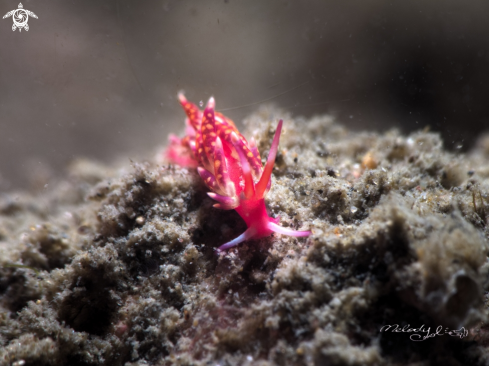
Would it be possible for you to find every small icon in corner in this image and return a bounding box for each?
[3,3,38,32]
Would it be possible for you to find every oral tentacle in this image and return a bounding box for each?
[218,226,257,251]
[267,221,311,237]
[256,120,283,198]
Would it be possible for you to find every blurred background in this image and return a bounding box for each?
[1,0,488,190]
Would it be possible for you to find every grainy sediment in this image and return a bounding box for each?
[1,106,489,366]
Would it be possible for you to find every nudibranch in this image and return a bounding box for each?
[166,93,311,251]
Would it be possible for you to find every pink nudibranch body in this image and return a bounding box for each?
[166,94,311,251]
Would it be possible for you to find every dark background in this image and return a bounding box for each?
[1,0,488,190]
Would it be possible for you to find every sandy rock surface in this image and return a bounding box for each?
[1,107,489,366]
